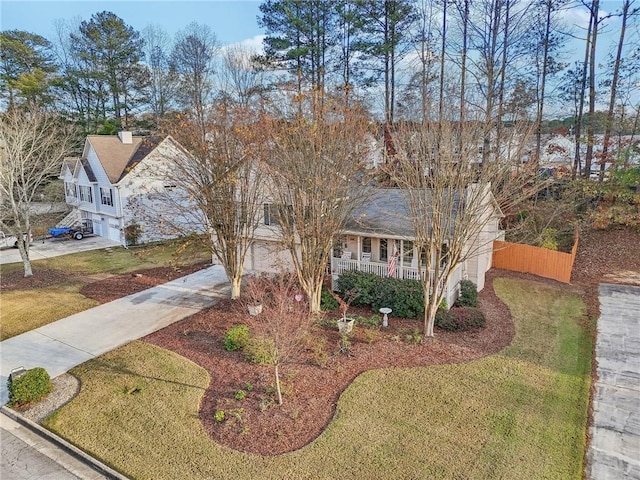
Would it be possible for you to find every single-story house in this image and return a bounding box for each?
[246,187,503,307]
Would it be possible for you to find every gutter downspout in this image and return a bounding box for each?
[114,185,127,248]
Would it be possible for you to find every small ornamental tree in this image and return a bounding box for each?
[244,273,310,406]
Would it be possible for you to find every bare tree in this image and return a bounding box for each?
[244,273,310,406]
[141,25,178,124]
[171,22,219,138]
[0,106,75,277]
[263,98,373,313]
[161,104,268,298]
[385,117,539,337]
[599,0,639,180]
[218,44,265,109]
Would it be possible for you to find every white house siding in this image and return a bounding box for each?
[246,239,293,274]
[117,139,201,244]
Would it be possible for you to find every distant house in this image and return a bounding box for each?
[60,132,194,245]
[245,187,503,306]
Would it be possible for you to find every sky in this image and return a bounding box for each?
[1,0,631,56]
[1,0,265,48]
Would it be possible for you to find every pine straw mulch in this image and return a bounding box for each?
[571,226,640,320]
[143,268,516,456]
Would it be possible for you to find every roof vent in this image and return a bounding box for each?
[118,131,133,144]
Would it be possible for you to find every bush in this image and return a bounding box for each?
[8,367,52,407]
[320,288,339,311]
[371,278,424,318]
[223,324,250,351]
[455,280,478,307]
[436,306,486,331]
[434,308,458,331]
[335,270,380,306]
[244,336,274,364]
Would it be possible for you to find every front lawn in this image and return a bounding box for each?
[0,238,210,340]
[44,276,592,479]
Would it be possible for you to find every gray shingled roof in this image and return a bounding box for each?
[344,188,462,239]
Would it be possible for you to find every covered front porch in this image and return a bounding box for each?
[329,234,463,308]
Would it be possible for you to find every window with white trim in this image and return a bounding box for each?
[100,187,113,206]
[79,185,93,203]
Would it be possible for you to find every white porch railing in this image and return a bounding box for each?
[331,258,463,308]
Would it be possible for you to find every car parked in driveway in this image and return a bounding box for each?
[0,231,33,249]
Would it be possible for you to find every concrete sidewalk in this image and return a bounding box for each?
[588,283,640,480]
[0,265,230,405]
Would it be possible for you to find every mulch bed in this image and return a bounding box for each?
[79,262,210,303]
[6,226,637,456]
[143,269,515,456]
[571,226,640,320]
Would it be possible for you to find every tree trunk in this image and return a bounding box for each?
[230,275,242,299]
[584,0,600,177]
[600,0,630,181]
[18,243,33,278]
[573,8,593,179]
[535,1,553,167]
[274,363,283,406]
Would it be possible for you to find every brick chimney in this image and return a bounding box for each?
[118,131,133,144]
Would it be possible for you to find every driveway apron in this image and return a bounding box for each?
[587,283,640,480]
[0,265,230,405]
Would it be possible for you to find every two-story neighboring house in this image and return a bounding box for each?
[60,131,194,245]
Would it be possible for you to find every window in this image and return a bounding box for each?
[402,240,414,264]
[440,243,449,268]
[65,182,77,198]
[79,185,93,203]
[379,238,388,261]
[264,203,291,226]
[362,237,371,254]
[100,187,113,206]
[333,235,347,258]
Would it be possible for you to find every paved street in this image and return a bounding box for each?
[1,412,106,480]
[588,283,640,480]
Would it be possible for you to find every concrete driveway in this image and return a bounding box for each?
[0,265,230,405]
[0,236,121,265]
[588,284,640,480]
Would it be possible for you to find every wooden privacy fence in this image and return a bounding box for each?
[492,229,579,283]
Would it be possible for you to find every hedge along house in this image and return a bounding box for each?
[60,132,195,245]
[330,188,504,308]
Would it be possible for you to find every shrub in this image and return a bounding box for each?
[335,270,380,306]
[8,367,52,407]
[434,308,458,331]
[355,314,381,328]
[320,288,339,311]
[455,280,478,307]
[452,307,486,330]
[223,324,250,351]
[371,278,424,318]
[244,336,274,364]
[435,307,486,331]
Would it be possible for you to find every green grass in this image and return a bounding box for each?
[1,238,210,340]
[44,277,592,479]
[1,285,99,339]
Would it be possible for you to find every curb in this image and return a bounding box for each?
[1,406,129,480]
